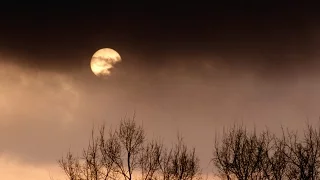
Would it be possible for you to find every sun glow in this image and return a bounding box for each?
[90,48,121,77]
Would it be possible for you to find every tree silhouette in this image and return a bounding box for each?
[282,125,320,179]
[212,123,320,180]
[99,117,145,180]
[59,116,201,180]
[213,125,290,180]
[259,130,287,180]
[158,135,201,180]
[139,139,163,180]
[59,150,82,180]
[213,125,265,179]
[59,117,320,180]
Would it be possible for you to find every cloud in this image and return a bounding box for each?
[0,56,141,165]
[0,65,80,125]
[1,51,320,180]
[0,59,83,163]
[0,154,64,180]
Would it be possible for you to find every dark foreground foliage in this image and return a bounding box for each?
[59,117,320,180]
[213,124,320,180]
[59,117,201,180]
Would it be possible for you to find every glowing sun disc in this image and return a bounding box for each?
[90,48,121,77]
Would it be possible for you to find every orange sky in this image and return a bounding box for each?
[1,4,320,179]
[1,50,320,179]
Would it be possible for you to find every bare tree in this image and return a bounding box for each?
[59,116,201,180]
[98,116,145,180]
[159,135,201,180]
[157,146,171,180]
[98,125,118,180]
[282,124,320,180]
[59,116,145,180]
[213,125,266,180]
[139,139,163,180]
[258,130,288,180]
[59,128,113,180]
[83,129,104,180]
[59,150,82,180]
[212,123,320,180]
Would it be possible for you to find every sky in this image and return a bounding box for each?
[0,2,320,179]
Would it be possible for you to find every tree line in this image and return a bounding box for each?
[59,117,320,180]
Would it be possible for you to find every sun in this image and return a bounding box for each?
[90,48,121,77]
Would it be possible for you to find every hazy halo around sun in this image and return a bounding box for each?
[90,48,122,77]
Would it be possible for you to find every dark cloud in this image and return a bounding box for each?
[0,2,319,74]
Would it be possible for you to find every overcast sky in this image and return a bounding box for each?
[1,2,320,179]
